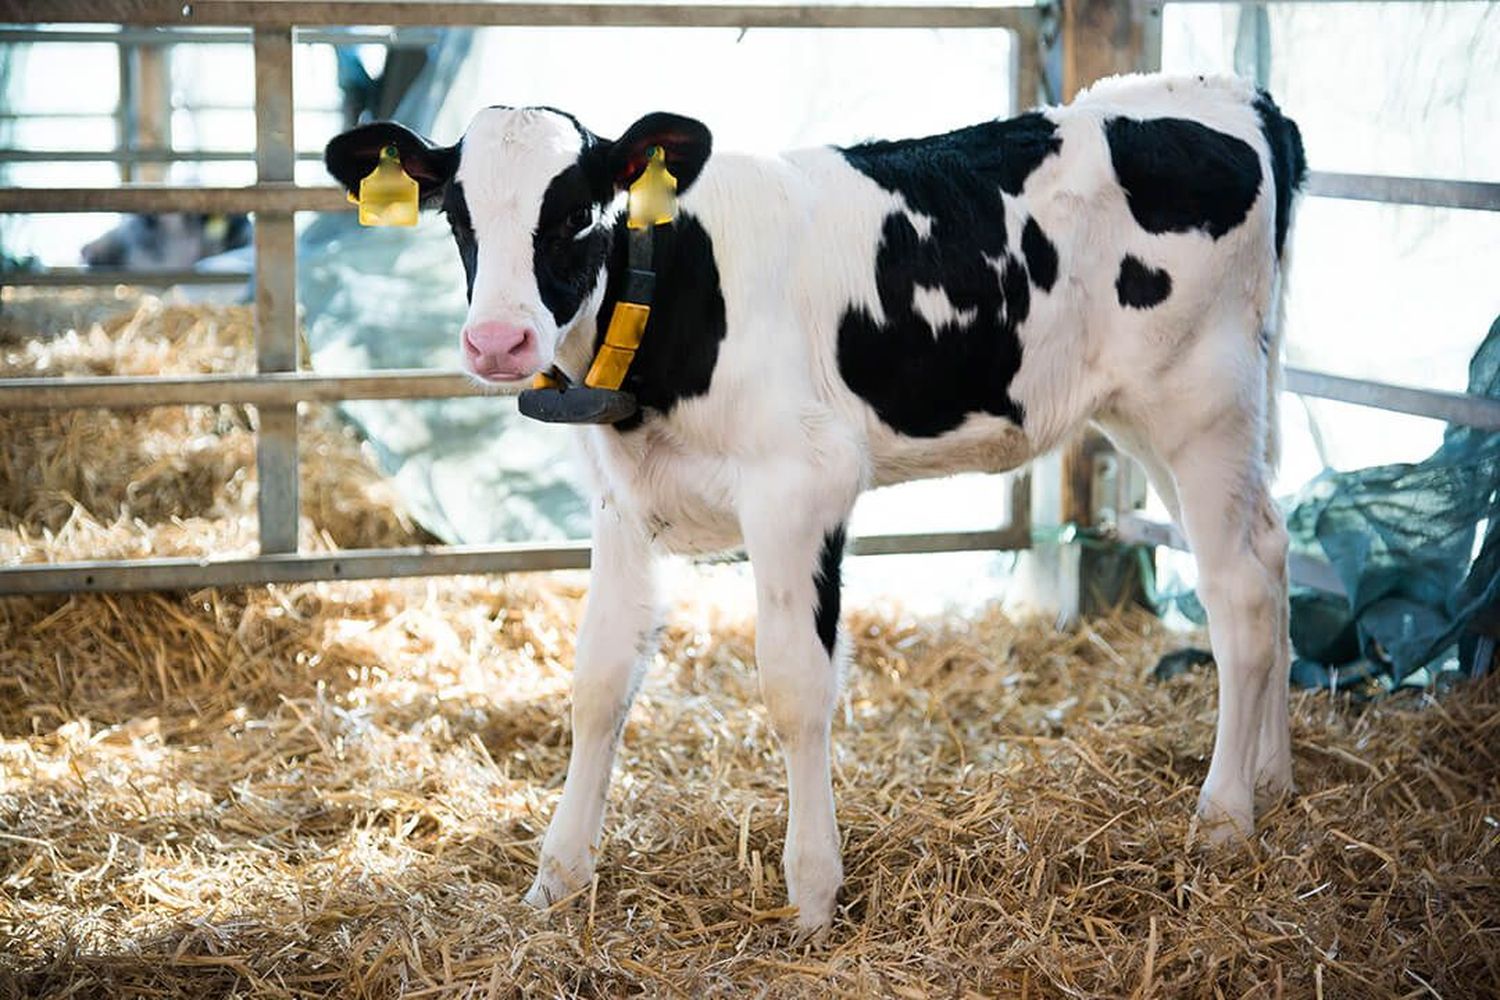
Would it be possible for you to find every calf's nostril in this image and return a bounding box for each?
[506,330,534,359]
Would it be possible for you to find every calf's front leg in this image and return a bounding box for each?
[742,498,847,937]
[525,503,657,908]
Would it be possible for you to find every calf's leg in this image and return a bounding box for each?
[526,504,658,907]
[741,487,848,936]
[1157,404,1291,841]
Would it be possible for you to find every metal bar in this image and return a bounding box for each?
[0,185,349,213]
[253,26,299,556]
[0,268,251,287]
[1116,512,1348,597]
[1285,367,1500,431]
[116,30,135,183]
[0,148,325,163]
[0,370,493,408]
[1162,0,1471,4]
[0,2,1038,30]
[0,544,591,595]
[0,27,446,45]
[1306,171,1500,212]
[0,523,1033,595]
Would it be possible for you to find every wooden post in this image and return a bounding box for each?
[132,40,171,183]
[1061,0,1157,100]
[1033,0,1159,619]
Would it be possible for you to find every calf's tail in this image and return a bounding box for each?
[1254,91,1307,472]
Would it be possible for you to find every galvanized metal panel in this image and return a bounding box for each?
[253,26,300,556]
[0,370,496,408]
[1,2,1039,30]
[1285,367,1500,431]
[1306,172,1500,213]
[0,524,1033,595]
[0,186,349,213]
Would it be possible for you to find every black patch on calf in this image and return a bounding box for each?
[1252,91,1308,258]
[441,178,478,300]
[813,525,846,656]
[598,213,728,431]
[1105,116,1261,240]
[533,161,614,326]
[1115,255,1172,309]
[1021,217,1058,292]
[835,113,1061,437]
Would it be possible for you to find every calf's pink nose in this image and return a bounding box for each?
[462,320,537,377]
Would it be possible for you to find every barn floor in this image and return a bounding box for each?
[1,295,1497,999]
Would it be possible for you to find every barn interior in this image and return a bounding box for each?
[2,2,1498,998]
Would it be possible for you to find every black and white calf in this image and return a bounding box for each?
[326,73,1307,935]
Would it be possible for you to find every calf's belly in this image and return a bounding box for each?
[867,412,1034,488]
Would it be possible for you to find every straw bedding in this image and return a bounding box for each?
[1,294,1496,999]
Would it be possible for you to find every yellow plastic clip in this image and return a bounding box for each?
[349,144,419,227]
[584,302,651,390]
[626,146,678,231]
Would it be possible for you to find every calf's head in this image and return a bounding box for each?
[325,107,711,383]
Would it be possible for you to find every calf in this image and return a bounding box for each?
[326,73,1306,936]
[81,213,251,270]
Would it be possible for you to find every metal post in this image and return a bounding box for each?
[115,34,135,182]
[253,27,299,555]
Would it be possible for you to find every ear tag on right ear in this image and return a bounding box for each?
[626,146,678,231]
[350,144,419,227]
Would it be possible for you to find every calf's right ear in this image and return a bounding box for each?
[324,122,458,205]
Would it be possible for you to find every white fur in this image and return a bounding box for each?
[463,77,1296,935]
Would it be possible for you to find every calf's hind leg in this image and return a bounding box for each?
[1147,392,1291,840]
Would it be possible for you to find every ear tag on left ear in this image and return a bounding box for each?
[350,144,419,227]
[626,146,678,231]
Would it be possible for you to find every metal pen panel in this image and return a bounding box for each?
[4,2,1038,31]
[0,185,350,213]
[253,27,299,556]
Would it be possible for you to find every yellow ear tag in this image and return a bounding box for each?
[626,146,678,231]
[349,144,420,227]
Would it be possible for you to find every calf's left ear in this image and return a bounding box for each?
[602,112,713,194]
[324,121,458,206]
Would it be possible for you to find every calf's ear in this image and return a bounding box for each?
[324,121,458,205]
[602,112,712,194]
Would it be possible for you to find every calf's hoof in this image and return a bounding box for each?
[524,853,590,910]
[784,846,841,940]
[1196,786,1254,847]
[1254,755,1295,803]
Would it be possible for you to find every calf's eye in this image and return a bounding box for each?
[566,207,594,234]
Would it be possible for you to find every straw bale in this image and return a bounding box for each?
[1,296,1496,999]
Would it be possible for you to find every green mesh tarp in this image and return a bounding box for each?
[1284,317,1500,686]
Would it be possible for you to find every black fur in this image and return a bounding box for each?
[597,213,728,432]
[1105,116,1261,240]
[1115,255,1172,309]
[834,113,1061,437]
[440,178,478,300]
[813,525,846,656]
[1021,217,1058,292]
[1252,91,1308,258]
[533,161,614,326]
